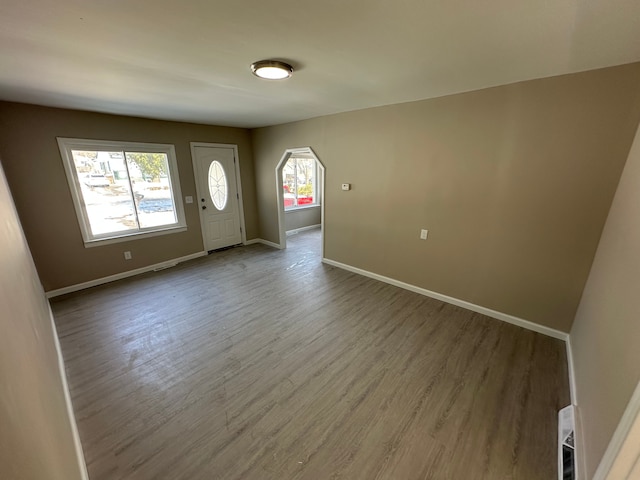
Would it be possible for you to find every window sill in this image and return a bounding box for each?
[285,204,321,212]
[83,225,187,248]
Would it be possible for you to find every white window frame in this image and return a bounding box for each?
[57,137,187,247]
[283,156,320,210]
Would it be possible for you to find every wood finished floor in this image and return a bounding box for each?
[52,229,570,480]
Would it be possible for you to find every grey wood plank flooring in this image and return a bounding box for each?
[51,229,570,480]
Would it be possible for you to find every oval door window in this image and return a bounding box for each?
[208,161,228,210]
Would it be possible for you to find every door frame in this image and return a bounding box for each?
[594,378,640,479]
[190,142,247,250]
[275,146,325,256]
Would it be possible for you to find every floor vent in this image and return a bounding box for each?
[559,405,577,480]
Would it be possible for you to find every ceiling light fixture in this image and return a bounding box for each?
[250,60,293,80]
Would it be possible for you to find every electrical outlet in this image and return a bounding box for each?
[124,251,132,260]
[341,183,351,191]
[185,196,193,204]
[420,229,428,240]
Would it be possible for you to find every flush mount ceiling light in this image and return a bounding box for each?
[250,60,293,80]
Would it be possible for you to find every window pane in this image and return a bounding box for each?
[124,152,178,228]
[71,150,138,236]
[282,157,318,209]
[296,158,314,205]
[208,161,228,210]
[61,138,186,245]
[282,159,297,209]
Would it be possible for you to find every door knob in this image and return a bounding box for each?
[202,205,207,210]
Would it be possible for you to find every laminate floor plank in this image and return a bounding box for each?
[51,229,570,480]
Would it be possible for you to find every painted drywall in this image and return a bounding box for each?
[0,160,85,480]
[0,102,258,291]
[251,63,640,332]
[570,121,640,477]
[285,206,321,232]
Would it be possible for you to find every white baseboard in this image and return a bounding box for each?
[244,238,283,249]
[321,257,569,341]
[49,303,89,480]
[286,224,321,235]
[45,251,207,298]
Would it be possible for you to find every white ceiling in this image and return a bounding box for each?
[1,0,639,128]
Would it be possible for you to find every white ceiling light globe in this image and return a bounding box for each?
[251,60,293,80]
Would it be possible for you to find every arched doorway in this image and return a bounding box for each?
[275,147,325,256]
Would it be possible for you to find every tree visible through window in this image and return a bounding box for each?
[57,138,186,245]
[282,157,317,209]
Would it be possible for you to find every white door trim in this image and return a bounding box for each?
[190,142,247,249]
[275,147,325,256]
[594,379,640,479]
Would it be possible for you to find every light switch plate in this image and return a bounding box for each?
[185,196,194,204]
[342,183,350,191]
[420,229,428,240]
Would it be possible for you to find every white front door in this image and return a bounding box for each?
[193,145,242,251]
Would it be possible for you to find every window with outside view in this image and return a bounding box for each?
[282,157,318,209]
[57,138,186,245]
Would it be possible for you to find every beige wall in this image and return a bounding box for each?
[252,63,640,332]
[0,102,258,291]
[0,161,85,480]
[570,121,640,478]
[285,206,321,232]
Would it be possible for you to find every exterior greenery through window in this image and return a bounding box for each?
[282,157,318,209]
[57,138,186,246]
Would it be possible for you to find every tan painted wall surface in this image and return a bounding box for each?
[0,161,85,480]
[570,122,640,478]
[0,102,258,291]
[252,63,640,332]
[285,206,321,232]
